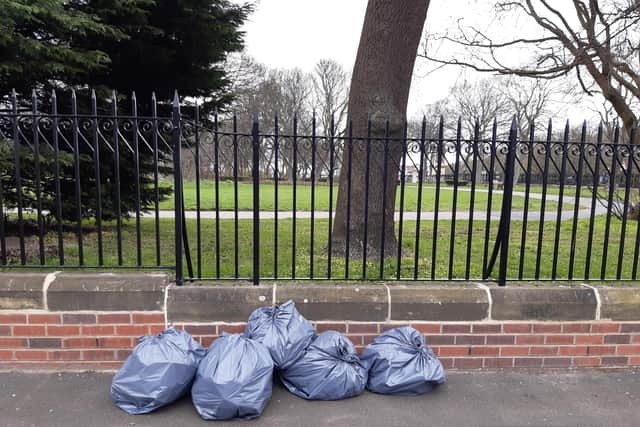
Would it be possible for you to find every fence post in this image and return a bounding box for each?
[172,91,183,286]
[497,117,519,286]
[252,113,260,286]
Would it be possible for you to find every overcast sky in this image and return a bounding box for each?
[238,0,598,122]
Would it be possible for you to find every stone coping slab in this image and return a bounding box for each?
[0,273,639,322]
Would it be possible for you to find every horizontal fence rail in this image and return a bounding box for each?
[0,90,639,285]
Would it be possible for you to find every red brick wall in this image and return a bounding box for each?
[2,312,639,370]
[0,312,165,370]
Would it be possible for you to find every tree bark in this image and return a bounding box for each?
[332,0,430,259]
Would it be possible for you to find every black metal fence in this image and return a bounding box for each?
[1,90,639,286]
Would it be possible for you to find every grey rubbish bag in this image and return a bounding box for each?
[361,326,445,396]
[191,333,274,420]
[280,331,367,400]
[244,299,315,369]
[111,327,205,414]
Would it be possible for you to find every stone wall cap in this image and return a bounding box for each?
[0,272,48,310]
[47,272,168,311]
[50,272,169,293]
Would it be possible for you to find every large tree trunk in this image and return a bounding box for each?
[332,0,430,260]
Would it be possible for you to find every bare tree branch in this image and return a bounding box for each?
[420,0,640,136]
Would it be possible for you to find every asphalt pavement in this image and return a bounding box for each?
[1,370,639,427]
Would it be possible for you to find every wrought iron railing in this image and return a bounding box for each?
[1,90,639,286]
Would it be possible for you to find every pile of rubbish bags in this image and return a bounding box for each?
[111,300,446,420]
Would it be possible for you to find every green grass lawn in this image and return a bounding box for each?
[158,181,567,212]
[17,214,638,282]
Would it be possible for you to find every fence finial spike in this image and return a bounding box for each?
[252,112,259,123]
[90,88,96,101]
[51,88,57,100]
[111,90,117,101]
[31,88,37,99]
[131,91,137,102]
[11,88,17,98]
[511,115,517,129]
[173,90,179,105]
[151,91,156,102]
[71,88,76,100]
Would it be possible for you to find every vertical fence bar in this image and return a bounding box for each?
[232,113,239,278]
[0,144,5,263]
[551,121,569,279]
[151,93,161,266]
[71,91,83,265]
[327,115,335,278]
[413,117,426,280]
[585,124,603,279]
[380,119,395,279]
[213,112,221,278]
[465,120,479,280]
[616,129,633,280]
[568,121,587,279]
[310,112,316,278]
[379,119,390,278]
[396,121,407,279]
[534,120,552,279]
[274,114,279,279]
[518,123,535,279]
[112,92,123,265]
[91,90,103,266]
[431,116,444,280]
[497,118,519,286]
[601,125,620,280]
[0,168,5,264]
[131,93,142,266]
[11,90,25,264]
[448,118,462,280]
[31,90,45,265]
[482,119,498,279]
[52,90,64,264]
[631,130,640,279]
[172,92,183,285]
[252,114,260,286]
[292,114,298,278]
[194,103,202,278]
[362,117,372,279]
[345,118,353,278]
[181,184,193,280]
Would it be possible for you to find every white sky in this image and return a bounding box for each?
[238,0,599,121]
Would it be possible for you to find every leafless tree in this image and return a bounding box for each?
[450,78,512,138]
[312,59,349,135]
[309,59,350,181]
[421,0,640,137]
[503,78,557,135]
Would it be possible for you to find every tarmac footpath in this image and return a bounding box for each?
[0,370,638,427]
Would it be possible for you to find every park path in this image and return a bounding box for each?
[150,188,609,221]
